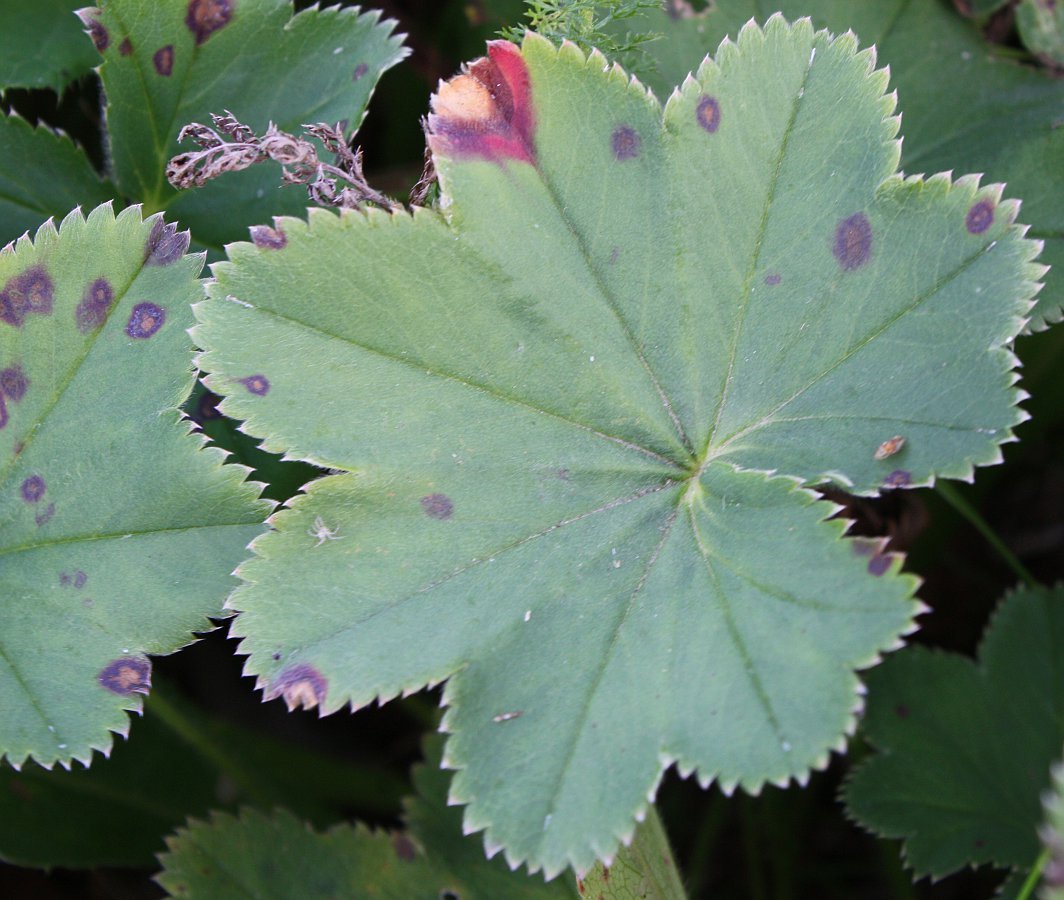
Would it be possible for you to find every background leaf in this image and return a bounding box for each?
[86,0,407,250]
[154,734,579,899]
[627,0,1064,332]
[0,202,266,771]
[844,584,1064,879]
[0,114,114,247]
[194,17,1040,877]
[1017,0,1064,69]
[0,0,98,91]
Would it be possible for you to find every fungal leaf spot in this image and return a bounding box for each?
[420,493,454,519]
[98,657,152,695]
[392,834,418,861]
[154,45,174,77]
[764,273,781,286]
[86,17,109,52]
[20,475,45,503]
[966,200,995,235]
[1,266,54,327]
[611,125,641,161]
[884,469,912,489]
[697,95,721,133]
[186,0,233,46]
[867,553,891,577]
[240,374,270,396]
[126,303,166,339]
[833,212,873,271]
[266,664,327,712]
[428,40,535,164]
[75,278,114,333]
[119,37,133,56]
[145,219,189,266]
[874,436,906,460]
[249,225,287,250]
[1,365,27,402]
[35,503,55,527]
[353,62,368,81]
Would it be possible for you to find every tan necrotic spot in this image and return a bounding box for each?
[432,73,495,125]
[99,657,152,695]
[266,663,328,712]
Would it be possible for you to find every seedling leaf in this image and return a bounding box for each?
[83,0,408,248]
[844,585,1064,879]
[196,19,1040,876]
[0,202,266,772]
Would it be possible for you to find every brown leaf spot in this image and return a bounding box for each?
[20,475,45,503]
[696,95,721,133]
[610,125,641,161]
[0,365,27,402]
[966,199,994,235]
[86,17,109,52]
[195,390,222,422]
[99,657,151,695]
[833,213,872,271]
[153,45,174,77]
[266,663,327,712]
[75,277,114,333]
[145,219,189,266]
[240,374,270,396]
[126,302,166,339]
[420,493,453,519]
[186,0,233,45]
[119,37,133,56]
[249,225,286,249]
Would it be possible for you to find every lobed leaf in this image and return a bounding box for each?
[844,585,1064,879]
[0,114,114,247]
[0,0,99,91]
[154,735,578,899]
[0,202,266,772]
[195,18,1040,876]
[81,0,408,248]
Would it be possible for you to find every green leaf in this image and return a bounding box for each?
[195,19,1039,876]
[844,585,1064,879]
[85,0,407,248]
[0,0,98,91]
[1017,0,1064,68]
[0,114,115,247]
[0,202,266,772]
[0,680,408,868]
[629,0,1064,331]
[154,736,578,899]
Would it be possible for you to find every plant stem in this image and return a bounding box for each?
[579,804,687,899]
[1016,847,1051,900]
[935,481,1037,588]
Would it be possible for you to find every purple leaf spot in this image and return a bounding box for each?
[266,663,327,711]
[98,657,151,695]
[0,365,27,402]
[609,247,620,265]
[75,278,114,333]
[884,469,911,489]
[966,199,994,235]
[353,62,369,81]
[153,45,174,77]
[86,17,109,52]
[833,213,872,271]
[696,95,721,133]
[611,125,641,161]
[867,554,891,576]
[20,475,45,503]
[119,37,133,56]
[145,219,189,266]
[764,273,781,286]
[186,0,233,46]
[240,374,270,396]
[60,572,71,586]
[0,396,7,430]
[74,570,87,589]
[126,303,166,339]
[894,704,909,718]
[420,493,454,519]
[392,834,418,861]
[1,266,55,327]
[35,503,55,527]
[249,225,286,249]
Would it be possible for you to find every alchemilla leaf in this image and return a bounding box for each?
[844,585,1064,880]
[195,18,1042,876]
[0,203,266,772]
